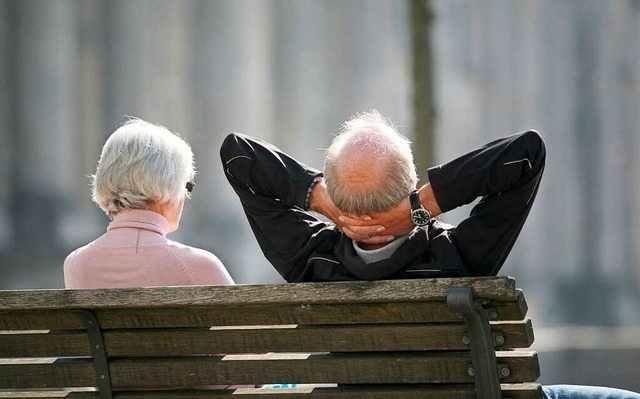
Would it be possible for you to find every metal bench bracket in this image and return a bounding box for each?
[447,287,502,399]
[76,310,113,399]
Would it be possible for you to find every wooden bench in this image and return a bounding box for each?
[0,276,542,398]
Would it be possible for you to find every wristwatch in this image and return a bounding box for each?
[409,189,431,227]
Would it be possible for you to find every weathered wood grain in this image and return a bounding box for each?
[494,318,535,348]
[0,352,539,388]
[0,310,85,330]
[0,320,534,357]
[0,278,517,310]
[495,351,541,383]
[0,358,96,388]
[0,393,79,398]
[0,383,544,398]
[0,295,528,330]
[0,330,90,357]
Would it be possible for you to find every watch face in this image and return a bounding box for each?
[411,209,431,226]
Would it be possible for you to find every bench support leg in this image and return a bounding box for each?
[447,287,502,399]
[76,310,113,399]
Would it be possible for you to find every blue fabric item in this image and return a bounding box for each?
[261,384,298,389]
[543,385,640,399]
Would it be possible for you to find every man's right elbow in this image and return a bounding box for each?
[520,130,546,168]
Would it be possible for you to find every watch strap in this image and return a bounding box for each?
[409,190,422,211]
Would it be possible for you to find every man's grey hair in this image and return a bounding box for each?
[91,118,195,216]
[324,110,418,214]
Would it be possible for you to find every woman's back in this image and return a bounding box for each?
[64,209,233,288]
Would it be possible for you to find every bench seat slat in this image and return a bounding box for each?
[0,320,534,357]
[0,352,539,388]
[0,293,528,330]
[0,383,544,399]
[0,278,517,311]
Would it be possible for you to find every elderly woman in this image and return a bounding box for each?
[64,119,234,288]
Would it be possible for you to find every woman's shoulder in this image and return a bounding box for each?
[165,240,234,284]
[64,240,98,267]
[165,239,219,262]
[63,240,103,288]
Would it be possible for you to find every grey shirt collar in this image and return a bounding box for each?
[352,234,410,264]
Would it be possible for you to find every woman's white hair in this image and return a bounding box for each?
[324,110,418,214]
[91,118,195,216]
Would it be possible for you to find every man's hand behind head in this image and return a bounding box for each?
[339,198,413,244]
[309,177,393,244]
[339,183,442,244]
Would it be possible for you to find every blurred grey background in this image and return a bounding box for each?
[1,0,639,390]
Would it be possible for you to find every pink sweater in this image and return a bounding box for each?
[64,209,234,288]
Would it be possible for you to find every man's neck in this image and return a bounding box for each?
[358,242,388,250]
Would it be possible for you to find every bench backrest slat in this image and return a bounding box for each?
[0,292,527,330]
[0,384,545,399]
[0,319,534,357]
[0,277,517,311]
[0,351,539,389]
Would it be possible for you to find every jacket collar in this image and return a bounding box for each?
[336,229,430,280]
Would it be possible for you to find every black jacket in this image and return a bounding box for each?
[220,131,545,282]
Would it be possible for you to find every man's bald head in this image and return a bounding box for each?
[324,110,418,215]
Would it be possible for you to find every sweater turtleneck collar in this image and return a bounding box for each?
[107,209,170,236]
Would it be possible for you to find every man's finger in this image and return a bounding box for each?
[343,227,394,245]
[339,215,359,224]
[339,214,374,225]
[342,226,368,242]
[344,225,385,235]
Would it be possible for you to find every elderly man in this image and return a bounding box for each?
[221,111,640,399]
[220,110,544,282]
